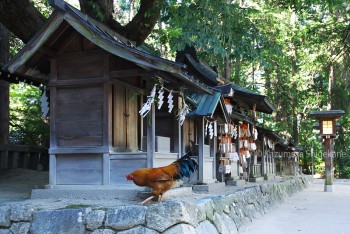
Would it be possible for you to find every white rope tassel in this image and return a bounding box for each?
[208,122,214,139]
[139,85,156,117]
[167,90,174,113]
[178,100,190,126]
[157,85,164,109]
[40,87,49,117]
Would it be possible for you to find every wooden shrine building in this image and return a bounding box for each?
[3,2,214,188]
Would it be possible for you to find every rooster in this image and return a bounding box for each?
[126,152,198,204]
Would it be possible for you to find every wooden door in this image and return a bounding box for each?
[113,85,138,151]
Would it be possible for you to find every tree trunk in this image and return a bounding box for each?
[290,11,299,145]
[224,55,231,81]
[0,0,46,43]
[0,23,9,169]
[327,64,335,110]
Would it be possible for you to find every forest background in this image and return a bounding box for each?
[1,0,350,177]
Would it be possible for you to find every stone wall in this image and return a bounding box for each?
[0,176,313,234]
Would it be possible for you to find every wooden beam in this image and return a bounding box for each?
[49,77,107,87]
[109,78,144,94]
[110,69,155,78]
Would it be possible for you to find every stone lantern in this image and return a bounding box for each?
[310,110,345,192]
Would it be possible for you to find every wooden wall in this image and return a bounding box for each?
[56,86,103,147]
[56,154,103,185]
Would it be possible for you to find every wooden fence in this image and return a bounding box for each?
[0,144,48,170]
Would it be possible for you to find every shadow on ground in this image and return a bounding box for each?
[0,168,48,203]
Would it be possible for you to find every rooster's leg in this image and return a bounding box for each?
[140,195,155,205]
[158,194,163,203]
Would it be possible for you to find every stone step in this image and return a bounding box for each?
[192,182,226,194]
[249,177,264,182]
[226,179,246,186]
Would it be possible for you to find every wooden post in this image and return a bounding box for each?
[262,144,266,176]
[198,118,204,183]
[49,59,57,187]
[210,134,216,180]
[49,154,57,186]
[0,24,9,170]
[324,138,334,192]
[146,103,155,168]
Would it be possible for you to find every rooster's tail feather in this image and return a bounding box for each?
[176,152,198,180]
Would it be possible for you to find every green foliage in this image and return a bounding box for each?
[9,83,49,147]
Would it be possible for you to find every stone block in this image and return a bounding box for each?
[195,220,218,234]
[0,229,11,234]
[249,177,264,182]
[90,229,115,234]
[10,205,33,222]
[0,207,10,227]
[226,179,246,186]
[163,223,196,234]
[117,226,157,234]
[105,206,147,231]
[264,174,276,180]
[192,182,225,194]
[86,210,105,231]
[9,222,30,234]
[145,201,198,232]
[30,209,88,234]
[193,199,215,222]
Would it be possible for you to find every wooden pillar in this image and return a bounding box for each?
[147,103,155,168]
[324,138,334,191]
[103,55,111,185]
[210,133,216,180]
[49,154,56,186]
[0,24,9,170]
[198,118,204,182]
[49,59,57,186]
[262,144,266,176]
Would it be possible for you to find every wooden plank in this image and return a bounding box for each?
[49,77,107,87]
[110,157,146,185]
[56,154,103,185]
[109,79,144,94]
[126,89,138,151]
[57,53,104,79]
[113,85,126,149]
[49,147,108,154]
[110,69,154,78]
[56,86,103,103]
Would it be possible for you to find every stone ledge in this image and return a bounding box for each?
[0,175,313,234]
